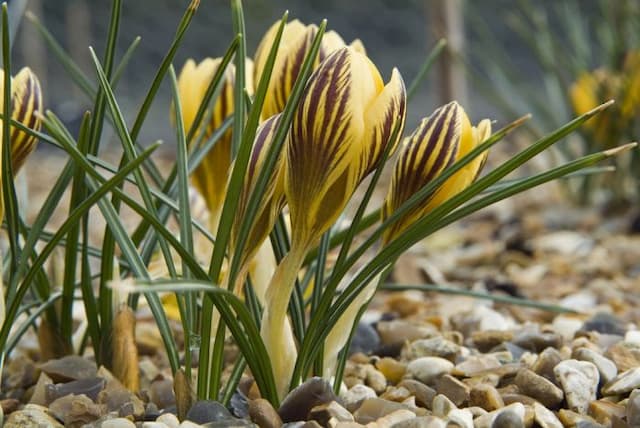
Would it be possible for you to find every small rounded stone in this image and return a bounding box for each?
[406,357,453,385]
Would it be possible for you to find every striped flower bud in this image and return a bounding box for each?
[287,46,406,246]
[254,19,365,119]
[175,58,254,228]
[382,101,491,244]
[230,114,285,297]
[1,67,43,174]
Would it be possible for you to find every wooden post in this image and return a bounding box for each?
[428,0,468,106]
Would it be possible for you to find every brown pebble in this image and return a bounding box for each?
[309,401,354,426]
[557,409,601,426]
[469,384,504,411]
[531,347,562,384]
[606,342,640,372]
[397,379,436,409]
[471,330,514,353]
[0,398,20,415]
[375,358,406,384]
[248,398,283,428]
[380,386,411,403]
[363,364,387,394]
[514,369,564,408]
[435,374,469,407]
[501,393,538,406]
[588,400,626,426]
[39,356,97,383]
[49,394,104,427]
[386,294,423,317]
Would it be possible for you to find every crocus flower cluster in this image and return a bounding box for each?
[174,19,491,398]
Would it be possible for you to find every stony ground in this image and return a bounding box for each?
[1,153,640,427]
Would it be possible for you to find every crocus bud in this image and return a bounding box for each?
[230,114,285,298]
[254,19,365,119]
[0,67,43,174]
[383,101,491,244]
[287,46,406,246]
[175,58,254,228]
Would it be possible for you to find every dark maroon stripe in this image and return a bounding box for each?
[288,29,315,100]
[318,49,349,157]
[421,104,458,186]
[249,115,279,179]
[401,103,452,199]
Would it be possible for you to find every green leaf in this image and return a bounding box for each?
[1,2,20,292]
[60,112,93,346]
[381,283,577,313]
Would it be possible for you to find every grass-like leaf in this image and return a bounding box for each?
[1,3,20,291]
[60,112,93,347]
[381,283,577,313]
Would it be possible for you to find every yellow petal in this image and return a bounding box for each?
[349,39,366,55]
[254,20,366,119]
[287,47,394,244]
[255,20,316,119]
[176,58,218,136]
[363,67,407,174]
[321,30,347,52]
[570,72,599,117]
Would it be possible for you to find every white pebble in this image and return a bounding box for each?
[407,357,453,385]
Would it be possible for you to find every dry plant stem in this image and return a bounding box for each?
[174,368,194,421]
[261,242,308,399]
[112,305,139,392]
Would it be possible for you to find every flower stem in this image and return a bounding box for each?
[260,241,308,399]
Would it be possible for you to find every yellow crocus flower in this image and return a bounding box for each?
[261,46,406,399]
[324,102,490,377]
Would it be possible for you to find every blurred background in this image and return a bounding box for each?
[10,0,602,146]
[10,0,640,202]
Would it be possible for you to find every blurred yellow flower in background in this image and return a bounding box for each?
[175,57,253,229]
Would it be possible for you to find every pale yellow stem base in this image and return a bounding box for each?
[261,245,307,400]
[247,239,276,306]
[323,271,381,378]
